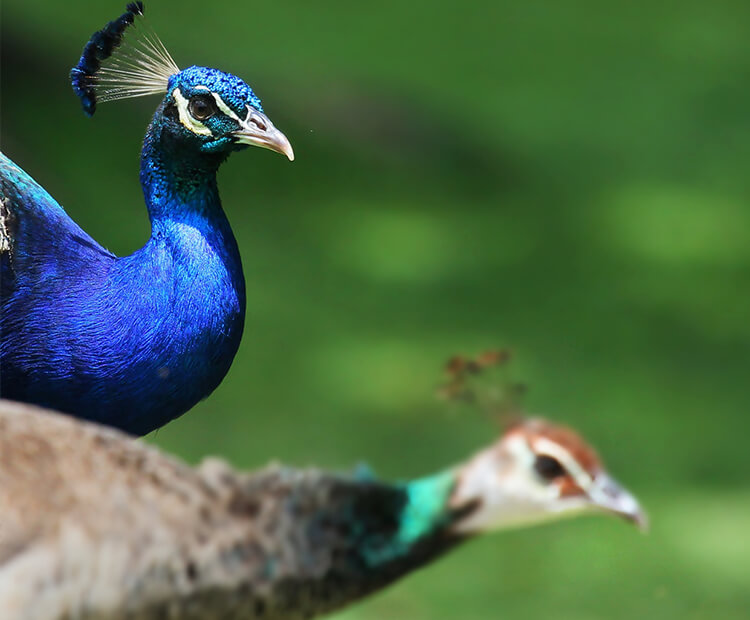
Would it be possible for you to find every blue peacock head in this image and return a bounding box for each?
[70,2,293,160]
[162,67,293,158]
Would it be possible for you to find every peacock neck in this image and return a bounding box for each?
[135,114,245,298]
[139,118,229,233]
[96,117,247,434]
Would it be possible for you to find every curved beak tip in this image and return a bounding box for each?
[590,473,648,533]
[262,131,294,162]
[614,495,649,533]
[628,507,650,533]
[231,110,295,162]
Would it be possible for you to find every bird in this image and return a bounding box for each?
[0,399,646,620]
[0,2,293,435]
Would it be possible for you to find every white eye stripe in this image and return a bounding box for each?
[533,438,594,491]
[172,88,212,136]
[210,93,242,123]
[185,84,243,122]
[173,85,249,136]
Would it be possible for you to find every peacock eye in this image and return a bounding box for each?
[188,94,217,121]
[534,455,566,481]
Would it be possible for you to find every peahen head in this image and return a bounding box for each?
[70,2,293,161]
[449,418,647,533]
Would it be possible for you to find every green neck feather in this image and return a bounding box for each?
[223,465,473,618]
[399,470,458,544]
[360,469,459,568]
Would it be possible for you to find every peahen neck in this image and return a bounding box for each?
[223,466,474,618]
[361,470,460,566]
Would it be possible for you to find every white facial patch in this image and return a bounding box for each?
[533,437,595,492]
[192,84,242,123]
[172,88,212,136]
[210,93,242,123]
[451,435,561,533]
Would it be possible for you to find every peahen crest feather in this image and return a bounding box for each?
[70,2,179,116]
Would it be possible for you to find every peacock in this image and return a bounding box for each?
[0,399,645,620]
[0,3,293,435]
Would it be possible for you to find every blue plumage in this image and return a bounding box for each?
[0,4,293,434]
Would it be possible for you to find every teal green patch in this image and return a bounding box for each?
[360,469,456,568]
[398,470,457,546]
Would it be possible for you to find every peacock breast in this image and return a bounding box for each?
[102,219,247,431]
[0,215,246,435]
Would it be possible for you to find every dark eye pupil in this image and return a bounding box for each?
[534,455,565,480]
[188,95,216,121]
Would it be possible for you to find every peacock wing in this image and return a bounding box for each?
[0,151,114,294]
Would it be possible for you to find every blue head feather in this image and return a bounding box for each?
[169,67,263,114]
[163,67,265,154]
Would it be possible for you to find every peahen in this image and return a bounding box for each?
[0,399,645,620]
[0,3,293,435]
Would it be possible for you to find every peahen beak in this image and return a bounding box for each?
[232,109,294,161]
[587,472,649,531]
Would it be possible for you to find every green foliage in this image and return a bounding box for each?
[3,1,749,617]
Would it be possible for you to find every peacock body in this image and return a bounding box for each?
[0,4,293,435]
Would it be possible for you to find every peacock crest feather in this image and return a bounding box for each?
[70,2,179,116]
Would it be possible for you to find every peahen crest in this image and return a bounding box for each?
[70,2,179,116]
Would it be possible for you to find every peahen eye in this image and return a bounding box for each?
[188,94,217,121]
[534,455,566,481]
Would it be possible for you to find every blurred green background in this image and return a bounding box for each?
[2,1,749,618]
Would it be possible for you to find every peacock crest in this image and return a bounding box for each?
[70,2,179,116]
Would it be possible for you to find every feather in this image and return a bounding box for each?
[70,3,179,116]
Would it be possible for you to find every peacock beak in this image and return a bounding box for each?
[232,109,294,161]
[587,472,648,531]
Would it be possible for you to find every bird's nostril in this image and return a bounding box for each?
[251,118,267,131]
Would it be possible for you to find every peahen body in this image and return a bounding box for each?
[0,3,293,435]
[0,399,645,620]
